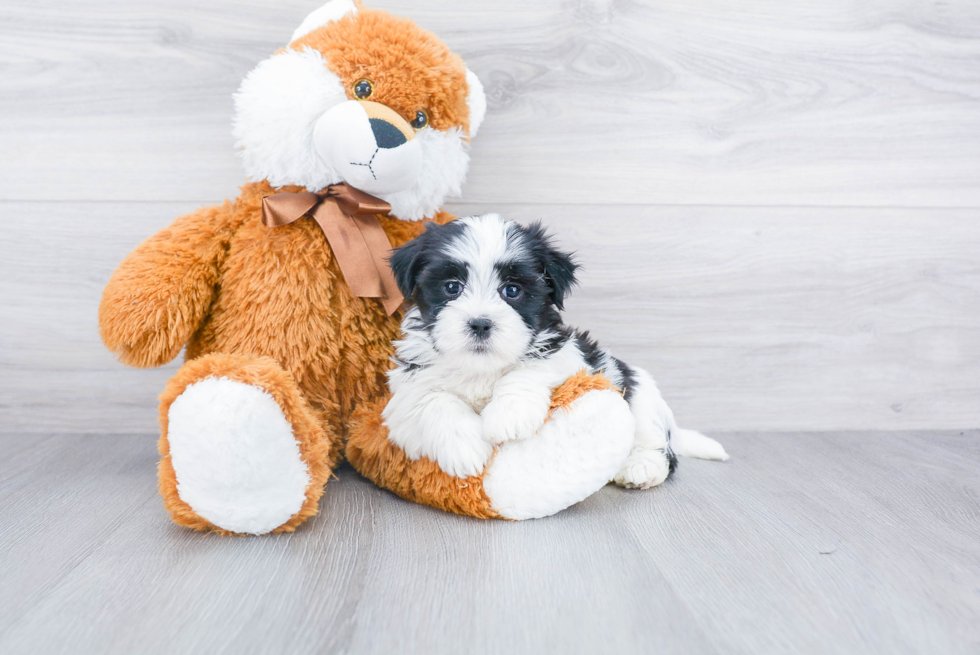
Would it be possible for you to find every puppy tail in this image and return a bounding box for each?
[671,428,730,461]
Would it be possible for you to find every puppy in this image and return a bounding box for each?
[383,214,728,484]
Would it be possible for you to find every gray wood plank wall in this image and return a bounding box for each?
[2,0,979,433]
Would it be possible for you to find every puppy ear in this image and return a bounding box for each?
[389,226,432,298]
[524,221,579,310]
[543,246,578,310]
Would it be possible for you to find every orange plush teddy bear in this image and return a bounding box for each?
[99,1,636,534]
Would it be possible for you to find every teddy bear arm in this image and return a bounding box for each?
[347,372,634,520]
[99,202,238,368]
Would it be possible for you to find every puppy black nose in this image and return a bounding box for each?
[468,318,493,339]
[370,118,407,149]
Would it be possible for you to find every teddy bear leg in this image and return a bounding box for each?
[482,385,635,520]
[157,353,335,535]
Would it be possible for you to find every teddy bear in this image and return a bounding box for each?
[99,0,637,534]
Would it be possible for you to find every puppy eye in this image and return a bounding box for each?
[353,79,374,99]
[501,284,523,300]
[444,280,462,297]
[410,109,429,130]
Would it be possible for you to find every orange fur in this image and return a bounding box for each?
[548,370,616,415]
[291,8,472,134]
[101,180,453,533]
[346,372,614,518]
[182,181,454,432]
[98,201,246,369]
[347,400,500,519]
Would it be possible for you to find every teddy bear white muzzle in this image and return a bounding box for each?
[313,100,422,195]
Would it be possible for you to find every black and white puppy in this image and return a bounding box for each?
[383,214,728,483]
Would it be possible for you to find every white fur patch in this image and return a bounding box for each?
[482,339,591,445]
[167,377,311,535]
[291,0,357,43]
[382,388,493,478]
[443,213,510,267]
[484,389,634,520]
[672,428,730,461]
[312,101,423,195]
[613,447,672,489]
[481,388,551,446]
[234,47,346,192]
[625,368,672,452]
[383,127,471,220]
[465,69,487,137]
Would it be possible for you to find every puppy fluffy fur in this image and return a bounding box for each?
[383,214,728,487]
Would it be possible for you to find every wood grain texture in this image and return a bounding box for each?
[3,201,978,433]
[1,2,978,428]
[0,431,977,654]
[1,0,979,205]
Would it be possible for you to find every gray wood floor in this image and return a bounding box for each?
[1,430,977,655]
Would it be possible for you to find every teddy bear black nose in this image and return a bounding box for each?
[468,318,493,339]
[370,118,407,149]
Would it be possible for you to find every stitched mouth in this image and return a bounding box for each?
[349,147,379,180]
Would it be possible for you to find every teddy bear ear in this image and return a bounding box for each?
[466,68,487,138]
[290,0,359,43]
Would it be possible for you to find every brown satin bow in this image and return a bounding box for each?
[261,183,403,316]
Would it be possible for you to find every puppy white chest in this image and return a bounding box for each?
[436,367,503,413]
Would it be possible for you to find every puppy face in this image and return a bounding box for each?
[233,1,486,220]
[390,215,578,372]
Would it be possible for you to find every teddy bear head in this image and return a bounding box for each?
[234,0,486,220]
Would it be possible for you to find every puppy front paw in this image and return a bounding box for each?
[482,393,551,446]
[434,413,494,479]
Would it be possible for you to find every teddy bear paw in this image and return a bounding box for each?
[483,388,634,520]
[167,377,311,535]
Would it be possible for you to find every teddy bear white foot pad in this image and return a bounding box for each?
[482,388,635,520]
[167,377,311,535]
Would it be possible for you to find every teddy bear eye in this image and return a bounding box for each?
[410,110,429,130]
[353,79,373,99]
